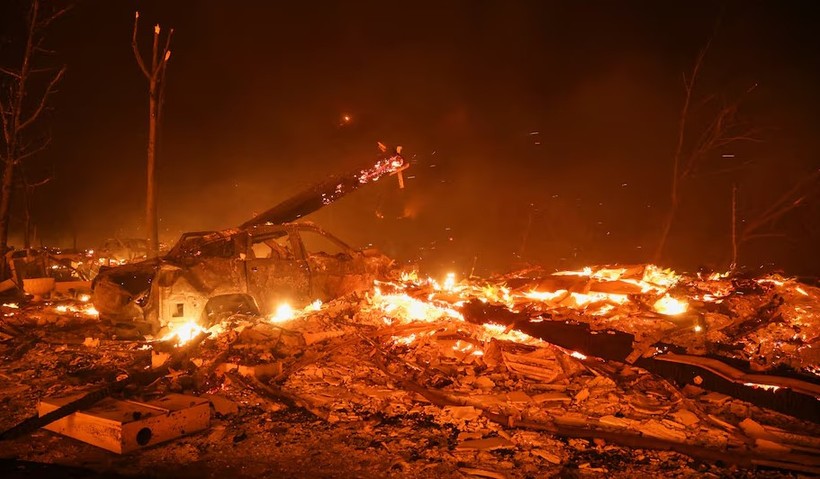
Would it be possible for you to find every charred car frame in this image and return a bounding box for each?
[92,222,394,334]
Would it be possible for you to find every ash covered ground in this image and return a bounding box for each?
[0,264,818,478]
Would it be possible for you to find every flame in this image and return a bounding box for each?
[161,319,205,345]
[551,264,679,295]
[371,290,462,323]
[481,284,513,305]
[641,265,680,289]
[442,272,457,292]
[78,294,91,303]
[707,271,730,280]
[270,303,295,323]
[400,270,420,283]
[653,294,689,315]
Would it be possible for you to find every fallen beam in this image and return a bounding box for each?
[369,343,820,475]
[239,146,405,229]
[0,332,209,442]
[460,300,820,423]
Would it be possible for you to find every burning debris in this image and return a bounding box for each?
[91,222,394,337]
[0,137,816,477]
[90,144,405,338]
[0,262,818,477]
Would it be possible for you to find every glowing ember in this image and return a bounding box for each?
[78,294,91,302]
[270,303,295,323]
[653,294,689,315]
[707,271,730,280]
[452,340,474,353]
[795,286,809,296]
[3,303,19,309]
[525,289,567,302]
[392,333,417,346]
[570,351,588,360]
[554,267,593,277]
[694,324,703,332]
[591,267,628,281]
[479,323,542,344]
[53,303,99,316]
[743,382,781,392]
[570,291,629,307]
[161,320,206,345]
[357,154,405,184]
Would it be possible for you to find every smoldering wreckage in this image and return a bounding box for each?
[0,148,818,478]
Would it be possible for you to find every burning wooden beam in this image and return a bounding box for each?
[239,144,405,229]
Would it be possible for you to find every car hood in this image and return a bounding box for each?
[94,258,163,296]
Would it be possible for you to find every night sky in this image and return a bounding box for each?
[2,0,819,277]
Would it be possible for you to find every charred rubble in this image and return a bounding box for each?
[0,264,818,478]
[0,149,819,478]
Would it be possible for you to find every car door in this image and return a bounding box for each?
[295,226,367,300]
[158,232,247,323]
[245,227,311,315]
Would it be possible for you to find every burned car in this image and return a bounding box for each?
[92,222,394,334]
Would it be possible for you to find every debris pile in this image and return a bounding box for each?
[0,263,817,476]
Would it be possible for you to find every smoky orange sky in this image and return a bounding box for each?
[3,0,818,278]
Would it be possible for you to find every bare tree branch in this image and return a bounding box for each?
[162,29,174,66]
[741,233,788,241]
[36,4,73,30]
[16,136,52,163]
[0,67,21,79]
[18,65,66,131]
[132,12,151,79]
[740,169,820,241]
[653,37,713,262]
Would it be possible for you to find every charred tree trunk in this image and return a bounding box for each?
[239,145,405,229]
[0,0,68,277]
[132,13,172,258]
[653,45,703,263]
[655,32,759,264]
[730,183,737,269]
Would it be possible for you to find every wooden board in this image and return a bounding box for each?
[38,393,210,453]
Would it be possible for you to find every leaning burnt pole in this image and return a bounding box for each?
[132,12,173,258]
[240,145,406,229]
